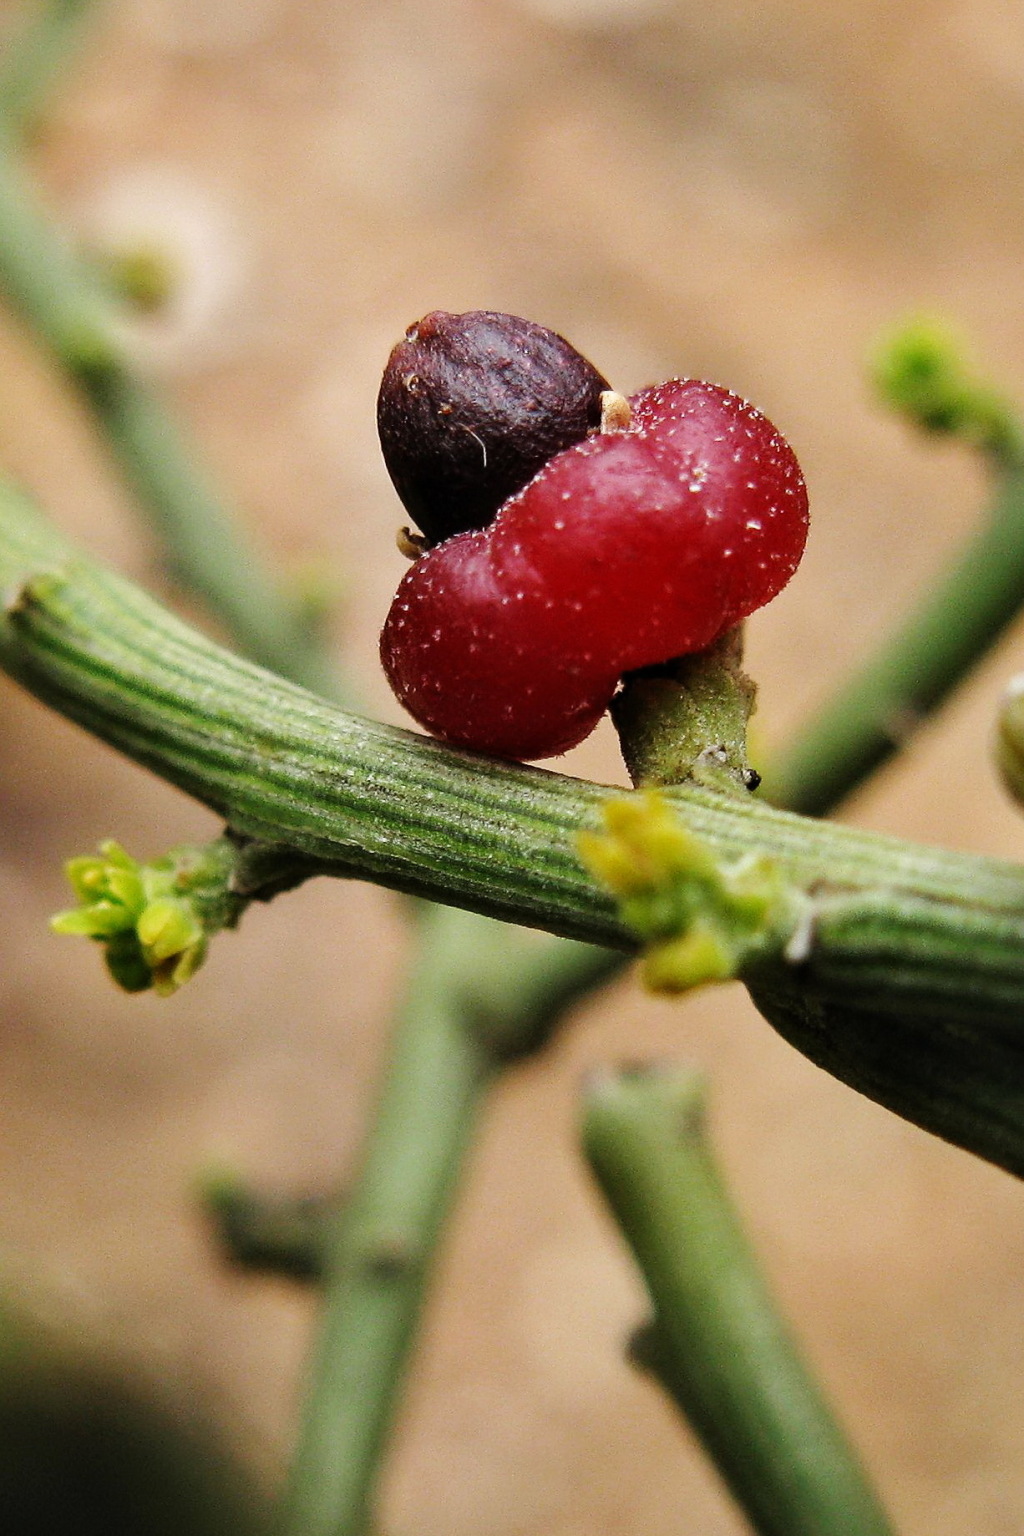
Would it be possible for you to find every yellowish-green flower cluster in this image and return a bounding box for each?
[578,792,796,994]
[51,837,240,996]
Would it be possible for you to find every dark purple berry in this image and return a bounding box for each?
[376,309,609,547]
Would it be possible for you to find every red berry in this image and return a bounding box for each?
[380,378,808,761]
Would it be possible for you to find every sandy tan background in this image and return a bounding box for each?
[3,0,1024,1530]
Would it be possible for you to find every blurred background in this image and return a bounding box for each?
[2,0,1024,1530]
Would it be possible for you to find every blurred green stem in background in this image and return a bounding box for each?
[199,1173,335,1284]
[764,321,1024,815]
[282,906,618,1536]
[0,0,98,136]
[583,1066,895,1536]
[0,128,339,697]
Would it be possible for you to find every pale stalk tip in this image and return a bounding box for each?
[599,390,632,433]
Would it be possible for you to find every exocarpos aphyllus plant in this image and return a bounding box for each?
[4,14,1024,1536]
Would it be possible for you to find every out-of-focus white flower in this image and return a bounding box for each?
[73,167,250,371]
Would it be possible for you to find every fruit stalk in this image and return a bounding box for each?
[611,626,760,794]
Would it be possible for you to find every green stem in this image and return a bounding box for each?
[763,452,1024,815]
[281,904,493,1536]
[8,488,1024,1176]
[280,908,618,1536]
[198,936,617,1299]
[0,0,97,135]
[582,1066,895,1536]
[277,911,613,1536]
[611,627,758,795]
[0,129,336,697]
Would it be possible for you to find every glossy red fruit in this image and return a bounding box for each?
[381,378,808,761]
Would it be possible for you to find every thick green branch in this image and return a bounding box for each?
[7,488,1024,1175]
[3,485,1024,938]
[583,1067,894,1536]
